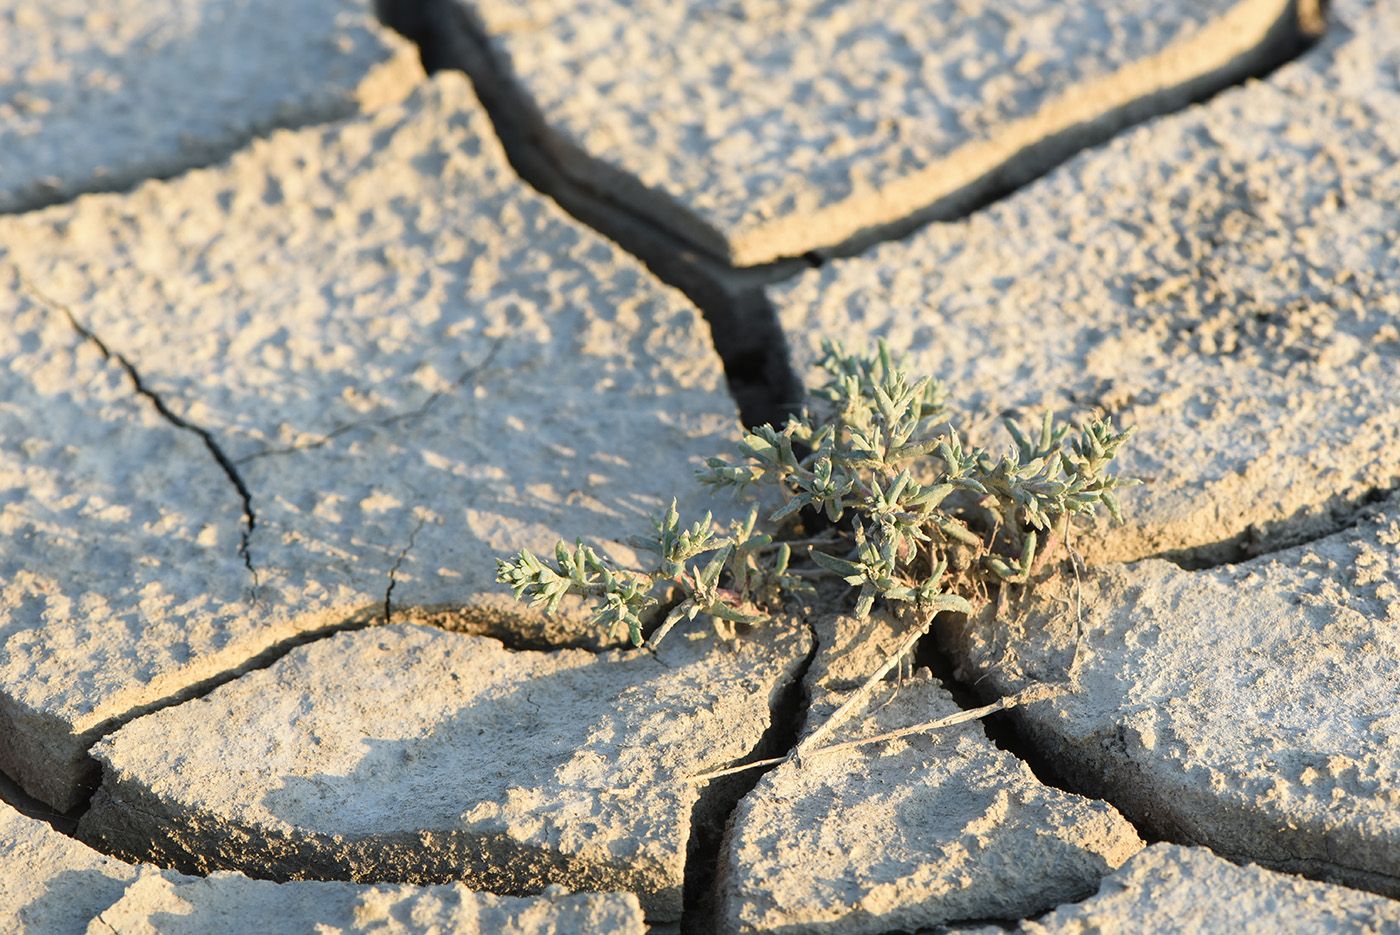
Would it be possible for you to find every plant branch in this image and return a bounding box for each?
[683,682,1065,783]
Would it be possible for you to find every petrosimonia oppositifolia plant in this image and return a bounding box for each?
[497,340,1137,651]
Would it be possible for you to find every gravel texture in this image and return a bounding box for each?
[933,490,1400,896]
[78,621,812,921]
[0,73,743,811]
[441,0,1319,265]
[715,615,1141,934]
[0,0,422,215]
[1007,844,1400,934]
[771,0,1400,566]
[0,800,644,935]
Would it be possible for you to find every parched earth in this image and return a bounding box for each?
[2,0,1399,933]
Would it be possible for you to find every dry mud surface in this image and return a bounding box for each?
[0,71,742,813]
[934,493,1400,896]
[0,799,646,934]
[772,0,1400,568]
[78,622,810,921]
[436,0,1322,265]
[3,0,1400,933]
[0,0,422,214]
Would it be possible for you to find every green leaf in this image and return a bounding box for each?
[810,549,865,582]
[770,494,814,523]
[931,514,981,547]
[923,593,974,616]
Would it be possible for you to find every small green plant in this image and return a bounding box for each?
[497,340,1137,650]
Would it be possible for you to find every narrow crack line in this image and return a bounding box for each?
[19,275,259,580]
[384,514,428,624]
[1144,479,1400,572]
[234,339,504,465]
[66,606,386,828]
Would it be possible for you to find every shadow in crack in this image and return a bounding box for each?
[77,625,807,923]
[0,769,83,837]
[12,867,136,935]
[372,0,1328,440]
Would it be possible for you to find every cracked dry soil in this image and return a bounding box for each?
[4,0,1400,933]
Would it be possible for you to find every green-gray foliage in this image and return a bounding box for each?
[497,340,1137,645]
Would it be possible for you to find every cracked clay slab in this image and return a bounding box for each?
[772,0,1400,567]
[715,615,1141,934]
[0,800,644,935]
[77,621,812,922]
[0,278,268,812]
[0,0,422,214]
[440,0,1321,265]
[933,490,1400,897]
[1,72,745,811]
[1000,844,1400,934]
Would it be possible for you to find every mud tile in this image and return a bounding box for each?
[773,0,1400,564]
[0,0,423,214]
[1,73,741,810]
[77,621,811,922]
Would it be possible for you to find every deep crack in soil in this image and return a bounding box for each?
[914,621,1163,852]
[372,0,1328,435]
[683,619,819,935]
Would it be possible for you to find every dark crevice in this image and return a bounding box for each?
[914,621,1162,851]
[913,625,1087,802]
[24,280,260,580]
[373,0,1326,431]
[0,768,83,837]
[681,621,819,935]
[374,0,805,431]
[1148,480,1399,571]
[395,581,690,655]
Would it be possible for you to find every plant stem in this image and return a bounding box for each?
[792,609,933,757]
[682,683,1064,783]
